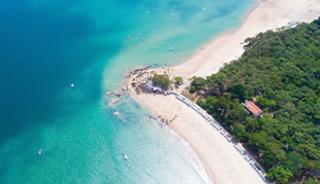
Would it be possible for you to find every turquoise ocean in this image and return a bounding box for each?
[0,0,253,183]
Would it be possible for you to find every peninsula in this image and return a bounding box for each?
[126,0,320,183]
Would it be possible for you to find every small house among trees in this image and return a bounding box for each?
[243,100,263,117]
[189,18,320,183]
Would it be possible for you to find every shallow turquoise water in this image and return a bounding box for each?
[0,0,253,183]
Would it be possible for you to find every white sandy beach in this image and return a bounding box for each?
[127,0,320,183]
[170,0,320,78]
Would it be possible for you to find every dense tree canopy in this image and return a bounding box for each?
[174,76,183,86]
[190,18,320,183]
[152,74,171,90]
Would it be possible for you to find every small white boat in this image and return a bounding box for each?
[70,83,75,88]
[123,154,128,160]
[106,91,113,96]
[113,111,120,117]
[38,148,43,155]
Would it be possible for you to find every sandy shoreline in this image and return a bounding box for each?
[170,0,320,78]
[126,0,320,183]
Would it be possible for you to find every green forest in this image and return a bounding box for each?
[190,18,320,183]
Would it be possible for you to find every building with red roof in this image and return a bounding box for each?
[243,100,263,117]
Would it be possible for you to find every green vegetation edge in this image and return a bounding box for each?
[190,18,320,184]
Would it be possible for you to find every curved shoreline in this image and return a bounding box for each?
[170,0,320,78]
[126,0,320,183]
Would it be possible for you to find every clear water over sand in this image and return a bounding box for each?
[0,0,252,183]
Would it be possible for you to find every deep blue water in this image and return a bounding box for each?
[0,0,253,183]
